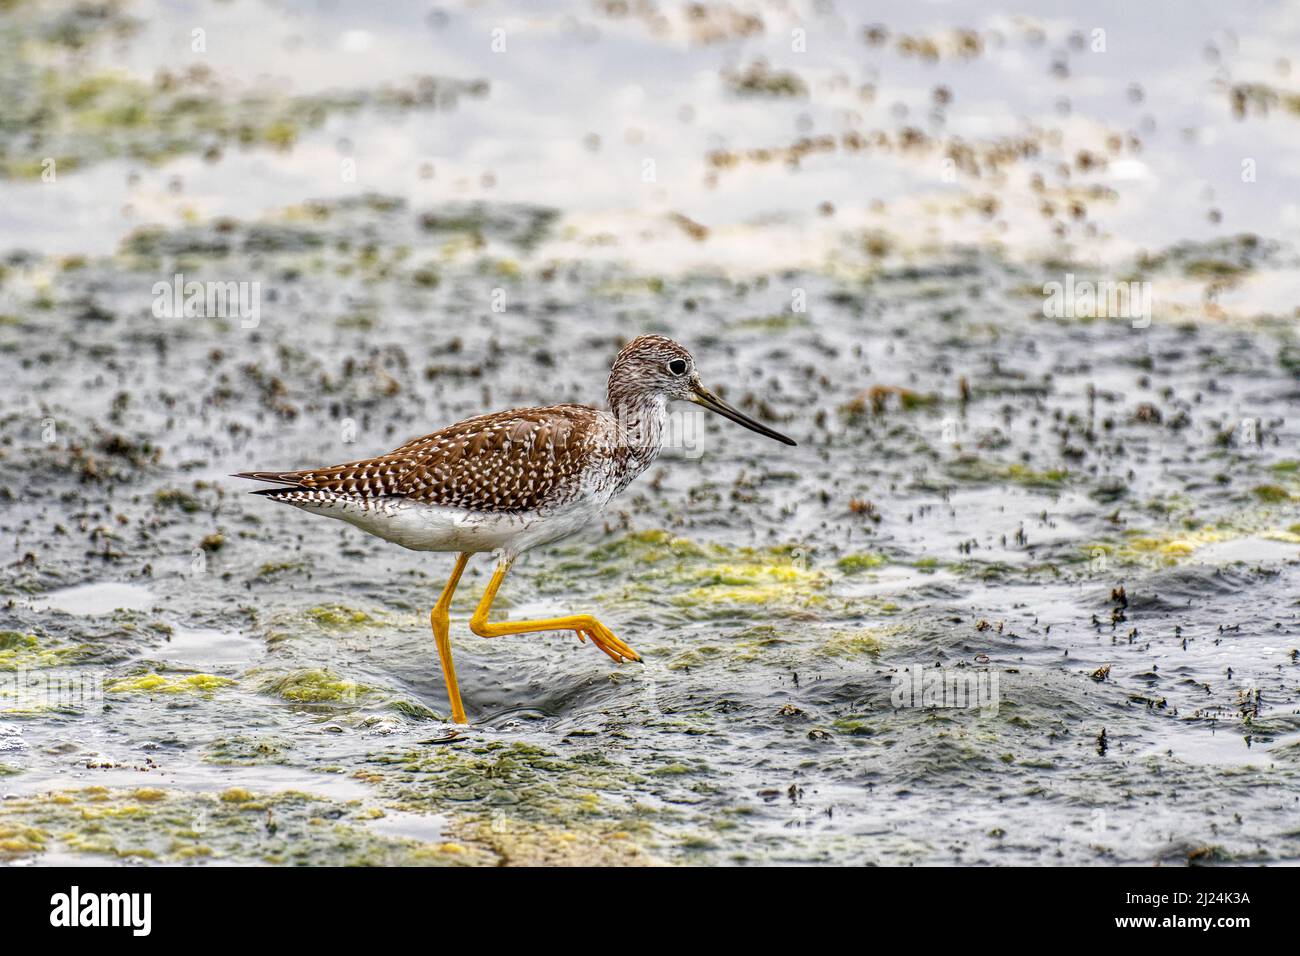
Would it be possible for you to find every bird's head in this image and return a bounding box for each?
[607,334,796,446]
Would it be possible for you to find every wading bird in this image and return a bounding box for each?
[236,335,796,723]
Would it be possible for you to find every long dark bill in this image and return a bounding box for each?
[690,383,797,446]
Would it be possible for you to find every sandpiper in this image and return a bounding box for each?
[236,335,796,723]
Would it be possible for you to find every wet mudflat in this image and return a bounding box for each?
[1,1,1299,865]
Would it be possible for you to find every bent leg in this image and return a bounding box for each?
[468,558,641,663]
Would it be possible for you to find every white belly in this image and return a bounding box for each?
[285,495,600,558]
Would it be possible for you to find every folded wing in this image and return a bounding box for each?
[234,405,601,513]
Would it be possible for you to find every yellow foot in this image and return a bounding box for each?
[574,621,642,664]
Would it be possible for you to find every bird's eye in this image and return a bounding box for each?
[668,359,688,375]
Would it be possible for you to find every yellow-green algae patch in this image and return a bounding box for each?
[0,786,483,865]
[254,560,307,580]
[1253,484,1293,503]
[0,4,489,180]
[203,734,294,766]
[837,552,888,573]
[0,631,84,670]
[945,458,1070,489]
[820,627,892,658]
[255,668,373,703]
[259,603,400,651]
[665,623,790,670]
[0,822,49,858]
[452,817,656,866]
[106,672,235,694]
[305,604,379,628]
[361,740,664,865]
[664,622,899,670]
[675,560,827,607]
[569,531,830,611]
[666,644,729,671]
[580,528,710,565]
[1087,521,1300,567]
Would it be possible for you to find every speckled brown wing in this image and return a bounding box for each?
[235,404,604,513]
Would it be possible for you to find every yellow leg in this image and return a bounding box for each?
[431,552,471,724]
[469,558,641,664]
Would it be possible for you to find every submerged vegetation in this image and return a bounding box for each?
[0,3,488,179]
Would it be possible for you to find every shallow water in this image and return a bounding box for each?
[1,0,1299,866]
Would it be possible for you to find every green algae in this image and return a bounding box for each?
[254,560,306,579]
[662,623,790,670]
[947,458,1070,489]
[581,528,710,565]
[0,632,34,650]
[455,816,655,866]
[837,552,888,573]
[0,6,489,180]
[649,763,693,776]
[0,821,49,858]
[417,203,558,252]
[675,561,826,607]
[256,668,372,704]
[1253,484,1292,503]
[1087,519,1300,567]
[106,672,235,694]
[831,717,874,736]
[306,604,378,628]
[387,699,440,721]
[733,313,811,331]
[363,739,657,857]
[666,618,902,671]
[218,787,260,805]
[203,734,294,766]
[0,631,84,670]
[666,644,729,671]
[153,488,202,512]
[0,786,474,865]
[571,531,830,611]
[820,628,888,658]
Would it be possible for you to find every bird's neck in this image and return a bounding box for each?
[607,387,668,462]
